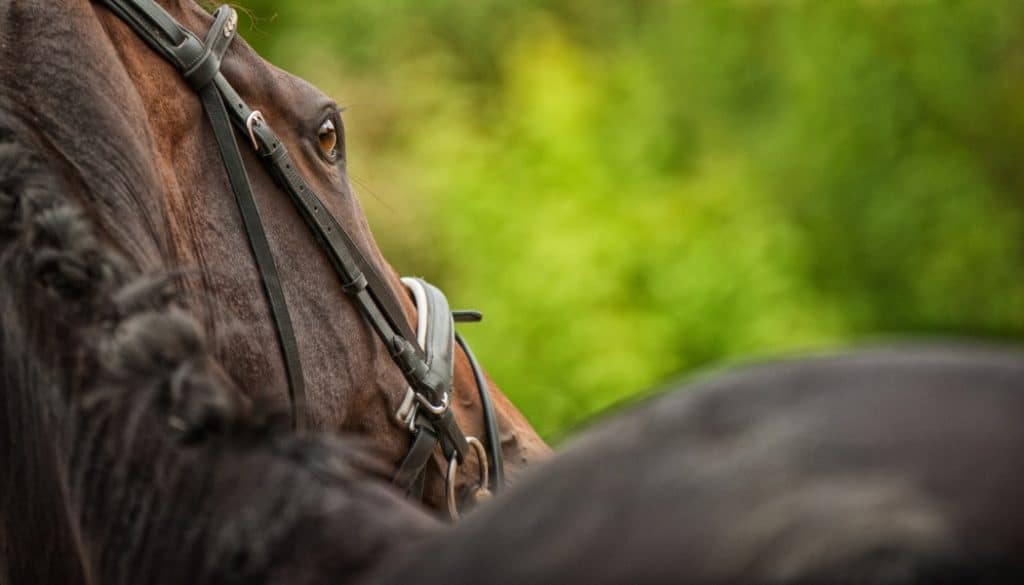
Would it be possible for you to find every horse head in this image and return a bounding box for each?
[0,0,549,514]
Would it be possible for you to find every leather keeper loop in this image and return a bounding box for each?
[391,337,429,379]
[184,49,220,89]
[183,6,236,89]
[341,273,368,295]
[416,371,446,399]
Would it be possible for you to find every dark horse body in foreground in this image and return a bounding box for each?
[373,345,1024,584]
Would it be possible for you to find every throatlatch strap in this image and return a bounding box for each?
[188,7,308,429]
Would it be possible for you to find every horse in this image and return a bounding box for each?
[0,0,548,582]
[371,344,1024,584]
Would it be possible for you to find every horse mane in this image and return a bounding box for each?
[0,118,95,584]
[0,108,440,585]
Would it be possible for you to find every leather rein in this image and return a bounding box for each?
[94,0,503,516]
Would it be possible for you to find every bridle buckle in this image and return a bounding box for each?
[245,110,265,151]
[395,388,419,431]
[415,389,450,415]
[395,387,451,432]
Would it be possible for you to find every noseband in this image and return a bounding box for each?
[95,0,503,516]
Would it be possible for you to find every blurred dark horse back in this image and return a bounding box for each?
[372,345,1024,585]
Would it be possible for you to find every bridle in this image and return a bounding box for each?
[96,0,504,517]
[94,0,503,517]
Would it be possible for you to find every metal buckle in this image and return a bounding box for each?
[415,389,450,415]
[395,388,419,431]
[396,388,450,431]
[245,110,265,151]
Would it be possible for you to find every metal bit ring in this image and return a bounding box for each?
[445,436,491,521]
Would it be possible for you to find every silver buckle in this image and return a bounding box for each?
[396,388,451,431]
[245,110,265,151]
[415,390,450,415]
[395,388,419,432]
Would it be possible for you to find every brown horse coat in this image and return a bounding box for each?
[0,0,548,510]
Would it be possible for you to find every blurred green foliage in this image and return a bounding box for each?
[239,0,1024,440]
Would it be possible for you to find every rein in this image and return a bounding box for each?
[94,0,503,514]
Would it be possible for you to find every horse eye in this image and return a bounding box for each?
[317,118,338,162]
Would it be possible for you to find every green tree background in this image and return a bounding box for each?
[239,0,1024,441]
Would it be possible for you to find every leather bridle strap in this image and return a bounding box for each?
[113,3,311,428]
[456,332,504,493]
[97,0,470,466]
[193,10,309,429]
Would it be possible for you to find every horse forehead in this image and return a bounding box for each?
[225,54,332,127]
